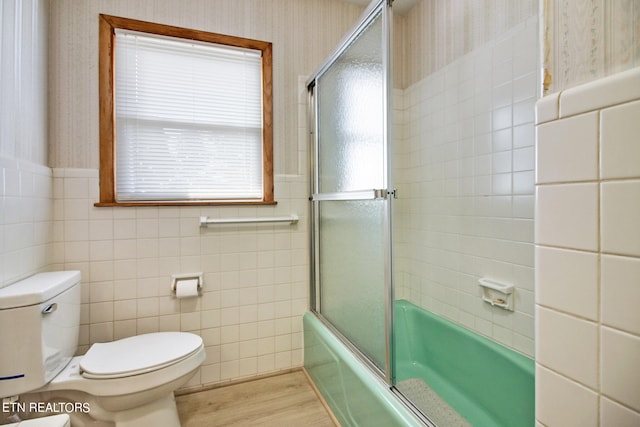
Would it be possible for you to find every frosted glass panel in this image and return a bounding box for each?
[313,7,388,374]
[317,14,384,193]
[319,200,386,369]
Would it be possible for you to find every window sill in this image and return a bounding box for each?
[94,200,278,207]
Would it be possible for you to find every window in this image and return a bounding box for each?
[98,15,273,206]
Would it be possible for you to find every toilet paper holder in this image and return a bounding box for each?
[171,273,203,295]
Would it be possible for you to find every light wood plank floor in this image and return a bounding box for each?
[176,370,337,427]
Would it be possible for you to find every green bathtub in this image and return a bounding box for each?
[304,299,534,426]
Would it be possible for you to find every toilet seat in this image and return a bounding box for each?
[80,332,203,379]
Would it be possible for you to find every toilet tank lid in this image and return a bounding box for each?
[0,271,80,309]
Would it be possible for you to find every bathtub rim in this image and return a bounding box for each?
[305,301,535,427]
[304,310,433,427]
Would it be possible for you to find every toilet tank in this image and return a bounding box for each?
[0,271,81,398]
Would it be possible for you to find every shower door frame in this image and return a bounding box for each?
[307,0,395,385]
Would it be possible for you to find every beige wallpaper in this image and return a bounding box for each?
[49,0,365,173]
[395,0,639,95]
[1,0,49,165]
[399,0,537,88]
[543,0,640,93]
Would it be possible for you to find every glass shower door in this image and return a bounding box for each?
[309,2,393,377]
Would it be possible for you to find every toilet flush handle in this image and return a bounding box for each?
[42,303,58,314]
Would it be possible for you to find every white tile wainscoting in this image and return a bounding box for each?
[51,168,309,390]
[394,16,538,358]
[0,157,53,287]
[535,66,640,427]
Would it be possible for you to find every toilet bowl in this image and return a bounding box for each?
[5,414,70,427]
[34,333,205,427]
[0,271,206,427]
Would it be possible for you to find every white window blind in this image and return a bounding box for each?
[114,29,264,201]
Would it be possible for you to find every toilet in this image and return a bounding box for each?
[6,414,70,427]
[0,271,205,427]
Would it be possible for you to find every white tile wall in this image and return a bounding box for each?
[536,306,598,388]
[600,100,640,179]
[394,16,538,358]
[601,327,640,412]
[601,180,640,256]
[535,183,599,251]
[0,158,53,287]
[536,365,599,427]
[535,246,598,320]
[601,397,640,427]
[0,0,52,288]
[536,112,599,183]
[535,66,640,426]
[52,168,309,389]
[601,255,640,335]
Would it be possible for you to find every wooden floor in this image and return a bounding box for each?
[176,370,337,427]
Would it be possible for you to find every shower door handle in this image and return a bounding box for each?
[374,188,397,199]
[373,189,387,199]
[311,189,396,202]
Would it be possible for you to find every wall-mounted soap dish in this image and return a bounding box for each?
[479,278,514,311]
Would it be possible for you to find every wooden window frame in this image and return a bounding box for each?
[97,14,274,206]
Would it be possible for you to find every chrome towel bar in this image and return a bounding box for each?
[199,214,299,226]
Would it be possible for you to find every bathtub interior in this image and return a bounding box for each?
[395,299,535,426]
[304,300,534,427]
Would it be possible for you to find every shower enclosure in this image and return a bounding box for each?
[306,0,537,425]
[307,0,393,381]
